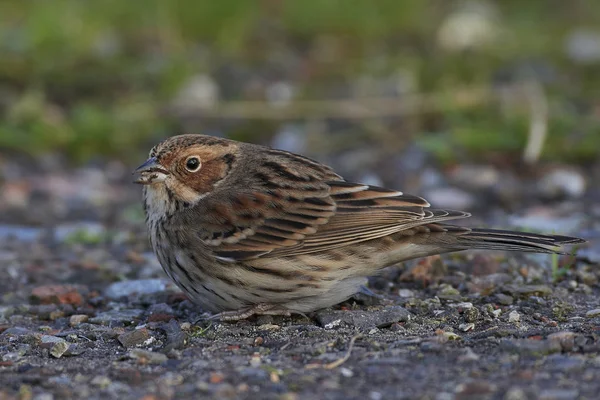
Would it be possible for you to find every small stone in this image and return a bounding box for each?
[2,345,28,362]
[69,314,89,327]
[340,368,353,378]
[449,302,473,310]
[398,289,415,298]
[118,328,151,348]
[504,387,528,400]
[89,309,144,325]
[31,285,86,306]
[180,322,192,331]
[508,311,520,323]
[459,323,475,332]
[49,341,70,358]
[501,339,561,356]
[257,324,280,331]
[505,285,552,298]
[104,279,167,300]
[316,306,411,330]
[548,331,576,352]
[586,309,600,318]
[492,309,502,318]
[538,389,579,400]
[90,376,112,389]
[162,319,186,352]
[538,168,586,199]
[129,349,168,365]
[249,353,261,367]
[495,293,514,305]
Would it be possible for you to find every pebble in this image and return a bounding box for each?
[161,319,186,352]
[104,279,167,300]
[129,349,168,365]
[547,332,576,352]
[537,168,586,199]
[501,339,561,356]
[508,310,521,323]
[89,309,144,325]
[316,306,411,330]
[49,341,70,358]
[504,387,528,400]
[398,289,415,298]
[90,376,112,389]
[69,314,89,327]
[585,308,600,318]
[450,164,500,189]
[459,323,475,332]
[118,328,151,348]
[30,284,86,306]
[538,389,579,400]
[495,293,514,305]
[504,285,552,298]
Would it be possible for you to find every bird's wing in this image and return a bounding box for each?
[189,179,470,261]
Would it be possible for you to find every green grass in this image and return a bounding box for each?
[1,0,599,162]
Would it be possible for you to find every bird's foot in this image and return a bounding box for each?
[201,303,304,322]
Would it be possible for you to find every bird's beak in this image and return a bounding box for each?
[133,157,169,185]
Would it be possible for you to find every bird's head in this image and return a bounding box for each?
[134,134,238,203]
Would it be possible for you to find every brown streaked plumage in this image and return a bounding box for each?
[134,134,585,320]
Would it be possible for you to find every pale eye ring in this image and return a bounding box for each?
[185,156,201,172]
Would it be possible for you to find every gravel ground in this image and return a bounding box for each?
[1,159,599,400]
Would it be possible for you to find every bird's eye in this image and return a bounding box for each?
[185,157,201,172]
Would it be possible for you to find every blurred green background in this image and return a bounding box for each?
[1,0,599,164]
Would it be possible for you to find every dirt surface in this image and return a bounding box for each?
[1,161,600,400]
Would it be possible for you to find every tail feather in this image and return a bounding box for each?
[454,228,585,255]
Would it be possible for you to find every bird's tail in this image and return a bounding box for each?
[455,228,585,254]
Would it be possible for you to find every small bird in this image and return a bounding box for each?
[134,134,585,321]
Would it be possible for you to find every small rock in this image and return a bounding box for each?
[161,319,186,352]
[118,328,151,348]
[544,354,584,372]
[129,349,168,365]
[90,376,112,389]
[538,389,579,400]
[2,345,28,362]
[316,306,411,330]
[501,339,561,356]
[69,314,89,327]
[31,284,86,306]
[548,331,576,352]
[508,310,520,323]
[104,279,167,300]
[40,335,66,347]
[398,289,414,298]
[89,309,144,325]
[458,347,480,362]
[459,323,475,332]
[504,387,528,400]
[1,327,33,337]
[449,302,473,310]
[538,168,586,199]
[450,164,500,189]
[257,324,280,331]
[504,285,552,298]
[586,309,600,318]
[49,341,70,358]
[495,293,514,305]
